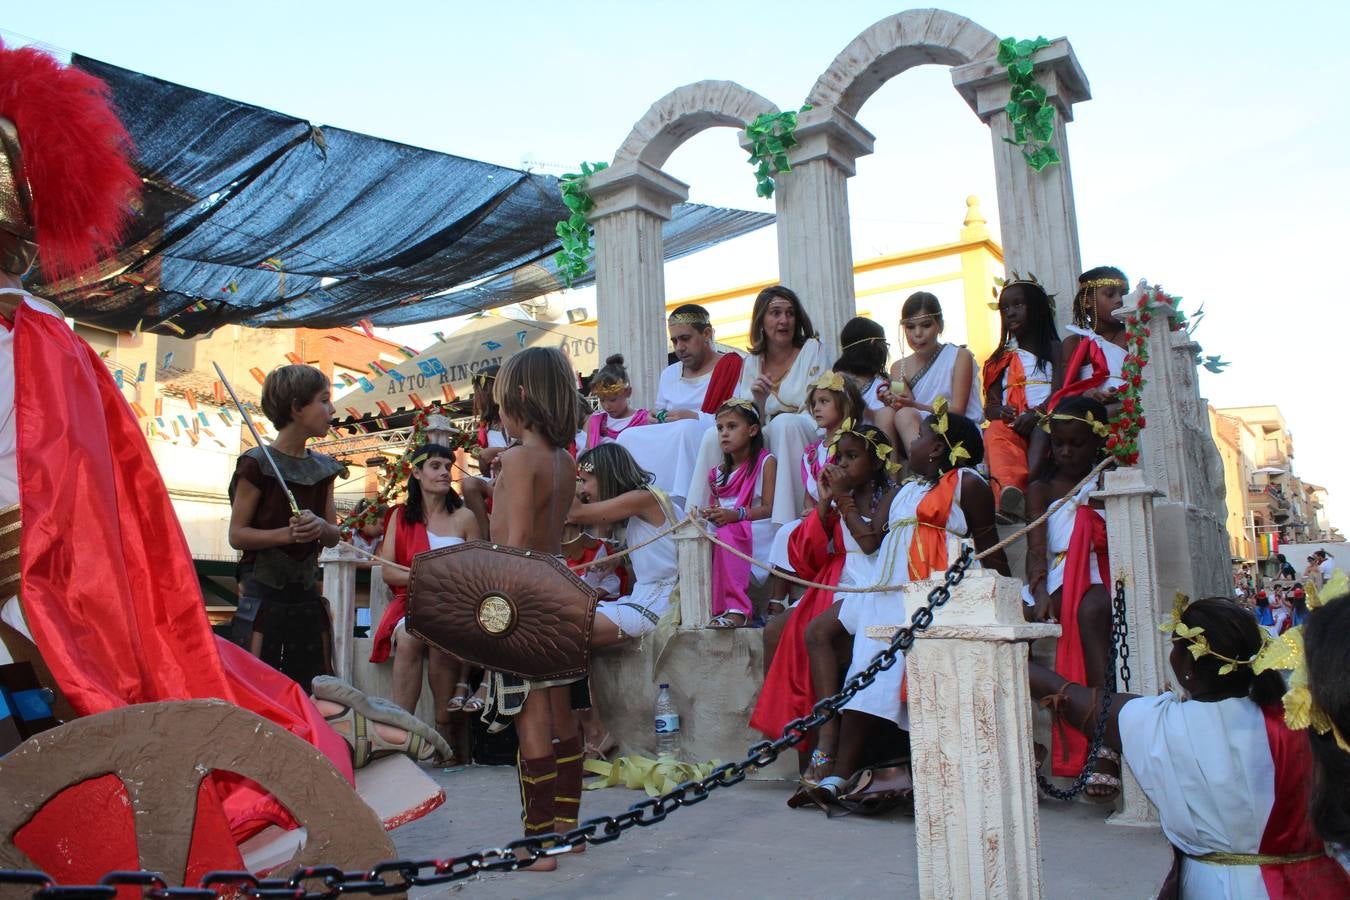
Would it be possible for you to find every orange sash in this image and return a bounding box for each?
[982,351,1026,413]
[908,469,962,581]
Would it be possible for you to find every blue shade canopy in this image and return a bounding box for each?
[34,57,772,335]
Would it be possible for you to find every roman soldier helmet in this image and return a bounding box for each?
[0,40,140,282]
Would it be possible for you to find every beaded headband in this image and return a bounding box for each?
[929,395,970,467]
[1080,277,1128,291]
[1040,410,1110,438]
[592,380,628,398]
[668,312,710,328]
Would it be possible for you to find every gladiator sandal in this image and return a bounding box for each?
[553,735,585,850]
[517,752,557,839]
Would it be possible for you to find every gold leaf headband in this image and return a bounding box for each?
[812,370,847,393]
[1253,571,1350,752]
[577,458,596,473]
[592,380,629,398]
[928,395,970,467]
[989,270,1056,311]
[826,417,901,476]
[718,397,760,420]
[1159,593,1259,676]
[668,312,710,328]
[1040,410,1111,438]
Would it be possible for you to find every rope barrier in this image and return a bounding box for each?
[339,456,1116,593]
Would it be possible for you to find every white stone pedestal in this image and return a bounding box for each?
[903,571,1059,900]
[674,517,714,629]
[320,543,361,682]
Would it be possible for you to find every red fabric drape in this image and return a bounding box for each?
[1046,336,1108,411]
[1257,705,1350,897]
[701,352,744,414]
[369,507,428,663]
[749,510,843,739]
[1050,505,1108,776]
[983,353,1030,500]
[12,303,352,864]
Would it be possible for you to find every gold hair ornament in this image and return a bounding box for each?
[1080,277,1128,291]
[812,370,847,393]
[1040,410,1111,439]
[839,334,887,352]
[668,312,711,328]
[1253,570,1350,752]
[1158,593,1260,676]
[826,417,901,476]
[577,458,596,474]
[592,380,629,398]
[718,397,760,420]
[928,396,970,467]
[989,270,1056,311]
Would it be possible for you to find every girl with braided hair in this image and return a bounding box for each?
[1047,266,1130,407]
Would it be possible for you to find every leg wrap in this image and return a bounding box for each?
[517,752,557,837]
[553,734,584,830]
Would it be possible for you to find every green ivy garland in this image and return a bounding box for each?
[744,105,810,199]
[997,36,1060,172]
[554,160,610,288]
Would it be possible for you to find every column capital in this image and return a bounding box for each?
[587,159,689,221]
[741,105,875,177]
[951,37,1091,122]
[1093,465,1165,500]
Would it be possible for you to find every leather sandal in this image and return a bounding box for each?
[447,682,471,712]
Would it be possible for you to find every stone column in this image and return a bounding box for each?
[1093,465,1165,827]
[902,571,1059,899]
[1131,290,1231,600]
[587,160,689,408]
[952,39,1091,326]
[673,517,713,629]
[759,106,874,359]
[320,543,361,682]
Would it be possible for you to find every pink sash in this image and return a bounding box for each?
[585,408,649,448]
[708,449,769,618]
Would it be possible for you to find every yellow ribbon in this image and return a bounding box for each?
[583,754,722,797]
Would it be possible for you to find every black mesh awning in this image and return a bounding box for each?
[30,57,773,335]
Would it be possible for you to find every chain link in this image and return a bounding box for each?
[0,548,976,898]
[1113,579,1131,692]
[1036,578,1126,801]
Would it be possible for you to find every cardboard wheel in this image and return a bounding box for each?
[0,699,394,885]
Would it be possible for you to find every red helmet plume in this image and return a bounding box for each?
[0,41,140,283]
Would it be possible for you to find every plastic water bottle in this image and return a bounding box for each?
[654,683,681,758]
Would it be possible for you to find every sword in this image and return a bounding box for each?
[212,362,301,517]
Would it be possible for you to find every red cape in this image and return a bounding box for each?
[10,302,352,874]
[700,352,744,414]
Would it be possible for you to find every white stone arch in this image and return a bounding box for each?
[806,9,999,116]
[588,80,779,406]
[775,8,1091,343]
[615,80,780,169]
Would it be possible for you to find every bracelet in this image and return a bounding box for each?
[738,506,748,522]
[654,409,668,424]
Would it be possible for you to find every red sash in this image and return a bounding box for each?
[909,469,962,581]
[369,509,428,663]
[701,352,744,413]
[1046,336,1108,411]
[1257,705,1350,896]
[1050,505,1109,776]
[749,510,844,739]
[982,353,1031,500]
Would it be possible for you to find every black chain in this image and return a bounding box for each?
[0,550,978,899]
[1113,579,1131,692]
[1036,578,1127,801]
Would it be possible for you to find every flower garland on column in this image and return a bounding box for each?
[1107,288,1158,465]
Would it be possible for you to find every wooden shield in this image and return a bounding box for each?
[407,541,597,681]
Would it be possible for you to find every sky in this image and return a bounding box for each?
[5,0,1349,528]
